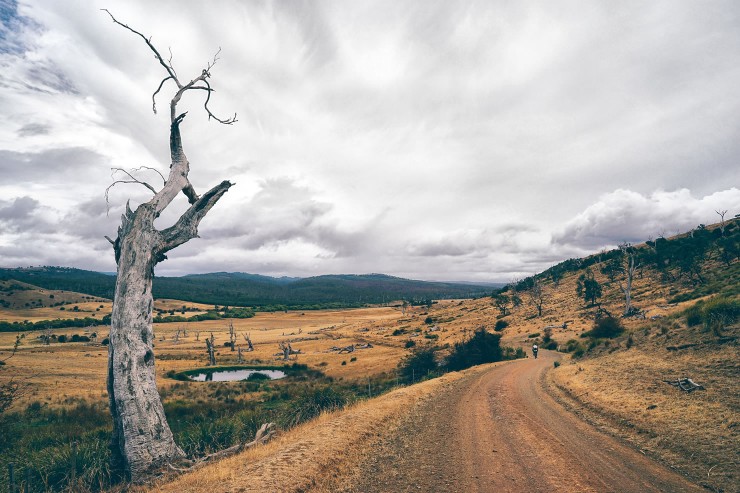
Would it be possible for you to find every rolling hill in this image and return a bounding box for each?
[0,268,496,308]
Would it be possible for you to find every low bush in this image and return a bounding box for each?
[246,372,270,381]
[494,320,508,331]
[564,339,586,357]
[683,297,739,335]
[445,328,502,372]
[582,316,624,339]
[398,346,438,383]
[684,302,703,327]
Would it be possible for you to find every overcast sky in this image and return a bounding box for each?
[1,0,739,282]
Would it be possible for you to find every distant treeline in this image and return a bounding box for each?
[0,269,488,308]
[0,306,258,332]
[0,315,111,332]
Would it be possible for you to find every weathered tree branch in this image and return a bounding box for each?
[102,9,236,125]
[102,9,180,87]
[152,76,174,114]
[159,180,233,253]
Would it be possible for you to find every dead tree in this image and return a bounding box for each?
[237,346,244,364]
[277,342,301,360]
[228,321,236,351]
[205,333,216,366]
[41,327,53,345]
[716,209,728,235]
[278,342,291,361]
[618,243,640,316]
[102,11,235,481]
[243,333,254,351]
[527,278,546,317]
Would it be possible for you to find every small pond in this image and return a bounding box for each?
[187,368,287,382]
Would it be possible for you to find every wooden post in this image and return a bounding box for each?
[8,462,15,493]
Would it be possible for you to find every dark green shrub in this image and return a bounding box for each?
[501,346,526,360]
[398,346,438,383]
[246,372,270,381]
[404,339,416,348]
[445,328,503,372]
[583,316,624,339]
[702,297,740,335]
[565,338,586,357]
[57,334,67,343]
[684,302,703,327]
[424,316,434,325]
[541,327,557,350]
[494,320,508,331]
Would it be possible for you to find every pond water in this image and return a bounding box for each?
[188,369,287,382]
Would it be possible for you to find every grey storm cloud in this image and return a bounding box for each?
[17,122,50,136]
[0,195,38,220]
[0,147,105,183]
[0,195,58,234]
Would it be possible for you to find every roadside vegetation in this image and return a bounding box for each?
[0,363,397,492]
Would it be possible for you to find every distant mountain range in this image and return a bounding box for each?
[0,267,500,308]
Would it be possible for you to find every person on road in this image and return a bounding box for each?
[532,344,538,359]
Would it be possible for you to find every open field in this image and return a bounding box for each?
[1,304,452,409]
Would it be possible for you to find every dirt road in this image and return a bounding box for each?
[339,351,703,493]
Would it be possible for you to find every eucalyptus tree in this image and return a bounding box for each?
[102,11,235,481]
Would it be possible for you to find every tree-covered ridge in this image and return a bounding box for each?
[0,268,490,308]
[510,217,740,303]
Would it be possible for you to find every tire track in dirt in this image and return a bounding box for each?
[338,351,704,493]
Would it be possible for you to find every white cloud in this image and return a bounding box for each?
[553,188,740,250]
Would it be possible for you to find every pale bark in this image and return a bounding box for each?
[104,11,234,482]
[618,244,640,316]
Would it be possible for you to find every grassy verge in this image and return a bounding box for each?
[0,365,398,492]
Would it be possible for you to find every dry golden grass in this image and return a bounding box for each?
[549,324,739,492]
[0,306,412,407]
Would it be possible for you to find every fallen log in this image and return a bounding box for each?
[168,422,276,474]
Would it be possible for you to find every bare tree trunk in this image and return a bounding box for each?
[103,11,235,482]
[619,244,639,316]
[205,333,216,366]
